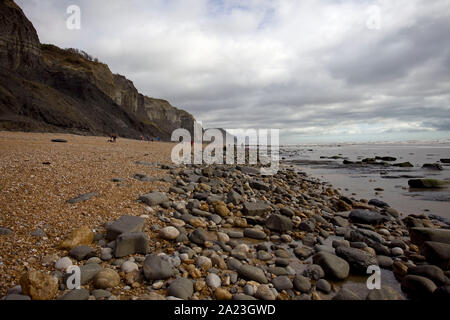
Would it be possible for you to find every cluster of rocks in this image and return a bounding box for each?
[2,163,449,300]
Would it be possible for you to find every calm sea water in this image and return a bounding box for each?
[279,142,450,221]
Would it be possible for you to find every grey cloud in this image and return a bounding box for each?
[16,0,450,143]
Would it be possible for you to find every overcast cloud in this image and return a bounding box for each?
[17,0,450,143]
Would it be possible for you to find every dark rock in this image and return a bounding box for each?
[51,139,68,143]
[335,246,378,274]
[347,228,384,244]
[433,286,450,299]
[143,255,175,280]
[302,264,325,280]
[249,180,270,191]
[275,258,289,267]
[440,159,450,164]
[138,191,169,206]
[294,247,313,259]
[421,241,450,269]
[80,263,102,285]
[293,275,311,293]
[265,214,293,233]
[376,255,394,269]
[66,193,99,204]
[114,232,149,257]
[393,162,413,167]
[227,190,242,205]
[243,201,271,216]
[243,228,267,240]
[422,163,443,170]
[368,199,389,208]
[267,266,288,276]
[106,215,146,240]
[298,220,315,232]
[168,277,194,300]
[280,207,295,217]
[189,229,207,245]
[133,173,156,182]
[408,179,447,188]
[408,265,449,286]
[332,216,349,228]
[316,279,331,293]
[69,246,96,261]
[313,252,350,280]
[410,228,450,246]
[237,265,268,284]
[0,227,13,235]
[272,276,293,291]
[349,209,384,225]
[401,275,437,298]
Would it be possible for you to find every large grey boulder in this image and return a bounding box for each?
[265,214,293,233]
[114,232,149,258]
[106,215,146,240]
[410,228,450,246]
[138,191,169,206]
[237,265,268,284]
[168,278,194,300]
[335,246,378,274]
[408,265,450,286]
[349,209,384,225]
[243,201,271,216]
[312,252,350,280]
[143,255,175,280]
[401,275,437,298]
[421,241,450,269]
[80,263,102,285]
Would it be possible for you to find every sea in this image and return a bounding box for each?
[279,141,450,221]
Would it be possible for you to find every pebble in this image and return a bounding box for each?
[206,273,221,289]
[159,226,180,240]
[55,257,73,271]
[121,261,139,273]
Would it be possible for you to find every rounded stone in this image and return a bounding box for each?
[391,247,404,256]
[55,257,73,271]
[159,226,180,241]
[121,261,139,273]
[255,284,276,300]
[93,269,120,289]
[206,273,221,289]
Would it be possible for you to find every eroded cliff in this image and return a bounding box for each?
[0,0,195,140]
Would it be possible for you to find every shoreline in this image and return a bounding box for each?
[0,132,449,300]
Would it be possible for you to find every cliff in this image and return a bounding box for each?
[0,0,195,140]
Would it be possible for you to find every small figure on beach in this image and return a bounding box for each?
[157,137,161,142]
[140,135,144,142]
[108,133,117,143]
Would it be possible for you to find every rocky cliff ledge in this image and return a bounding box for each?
[0,0,195,140]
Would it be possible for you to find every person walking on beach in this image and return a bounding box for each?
[109,133,117,143]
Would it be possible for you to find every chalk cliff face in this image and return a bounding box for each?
[0,0,195,139]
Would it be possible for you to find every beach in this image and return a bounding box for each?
[0,132,449,300]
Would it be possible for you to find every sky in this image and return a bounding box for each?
[16,0,450,144]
